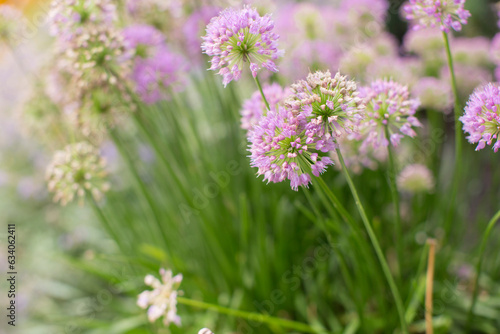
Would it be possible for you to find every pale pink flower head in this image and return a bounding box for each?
[402,0,471,33]
[459,83,500,152]
[240,83,291,131]
[359,79,421,149]
[412,77,453,113]
[248,106,334,191]
[201,5,282,86]
[397,163,434,193]
[137,268,183,326]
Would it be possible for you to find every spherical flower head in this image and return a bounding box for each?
[359,79,421,149]
[489,33,500,65]
[0,5,24,44]
[397,164,434,193]
[49,0,117,41]
[137,268,183,326]
[123,24,165,58]
[366,56,422,88]
[201,6,282,87]
[240,83,291,131]
[285,70,364,141]
[403,0,470,33]
[412,77,453,113]
[459,83,500,152]
[183,6,221,65]
[46,142,110,206]
[440,64,492,99]
[249,105,334,191]
[131,47,188,104]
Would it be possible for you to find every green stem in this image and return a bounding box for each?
[466,209,500,331]
[384,126,402,278]
[177,297,321,333]
[335,148,408,334]
[316,177,356,227]
[253,75,271,112]
[442,32,463,240]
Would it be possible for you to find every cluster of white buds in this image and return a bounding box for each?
[46,142,110,206]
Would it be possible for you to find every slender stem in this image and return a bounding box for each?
[253,75,271,112]
[316,177,356,226]
[425,239,436,334]
[335,148,408,334]
[442,32,463,239]
[384,126,402,277]
[466,209,500,331]
[177,297,321,333]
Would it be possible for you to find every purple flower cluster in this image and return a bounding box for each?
[248,106,333,191]
[124,24,187,104]
[201,6,282,86]
[359,79,421,149]
[460,83,500,152]
[403,0,470,33]
[240,83,290,131]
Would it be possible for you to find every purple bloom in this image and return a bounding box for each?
[240,83,290,131]
[460,83,500,152]
[131,47,187,104]
[183,6,221,65]
[490,33,500,65]
[402,0,470,33]
[201,6,282,86]
[123,24,165,56]
[248,106,334,191]
[359,79,421,149]
[397,164,434,193]
[285,70,364,140]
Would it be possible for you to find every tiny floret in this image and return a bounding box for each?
[402,0,470,33]
[137,268,183,326]
[201,6,282,86]
[397,164,434,193]
[46,142,110,206]
[460,83,500,152]
[359,79,421,149]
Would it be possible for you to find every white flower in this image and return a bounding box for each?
[199,328,214,334]
[137,268,183,326]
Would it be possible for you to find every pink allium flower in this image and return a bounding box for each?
[123,24,165,55]
[248,106,334,191]
[131,47,187,104]
[397,163,434,193]
[285,70,364,140]
[459,83,500,152]
[412,77,453,113]
[359,79,421,149]
[201,6,282,86]
[183,6,221,64]
[402,0,471,33]
[489,33,500,65]
[452,37,491,68]
[240,83,290,131]
[340,0,389,26]
[403,27,445,57]
[440,64,492,99]
[366,56,422,87]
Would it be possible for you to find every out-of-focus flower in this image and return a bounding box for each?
[201,6,282,86]
[440,64,492,99]
[397,163,434,193]
[123,24,165,56]
[183,6,220,64]
[137,268,183,326]
[46,142,110,206]
[489,33,500,65]
[412,77,453,113]
[286,70,364,140]
[402,0,470,33]
[131,47,187,104]
[199,329,214,334]
[330,133,387,174]
[49,0,117,41]
[452,37,491,68]
[403,28,445,57]
[359,79,421,149]
[459,83,500,152]
[248,106,334,191]
[0,5,24,44]
[240,83,290,131]
[366,56,422,88]
[339,0,388,35]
